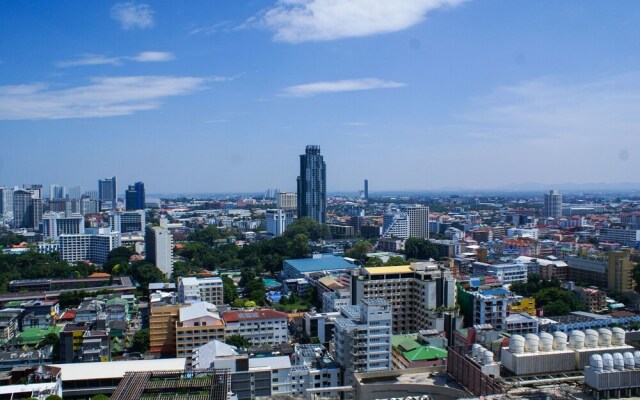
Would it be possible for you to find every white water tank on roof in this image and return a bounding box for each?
[553,332,568,350]
[525,334,539,353]
[624,352,635,369]
[634,351,640,366]
[472,343,483,359]
[539,332,553,352]
[598,328,612,347]
[482,349,494,365]
[612,327,626,346]
[510,335,525,354]
[590,354,603,372]
[569,330,585,350]
[613,353,625,371]
[603,353,614,371]
[584,329,599,348]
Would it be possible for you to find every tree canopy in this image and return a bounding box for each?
[404,238,439,260]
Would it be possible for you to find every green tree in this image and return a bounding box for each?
[91,395,111,400]
[233,298,245,308]
[225,334,251,348]
[289,234,310,259]
[46,396,63,400]
[345,240,372,263]
[385,256,407,266]
[284,217,330,241]
[130,329,150,353]
[246,278,266,305]
[365,256,384,267]
[129,262,165,291]
[404,238,439,260]
[222,275,238,304]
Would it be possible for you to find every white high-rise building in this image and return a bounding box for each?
[382,212,408,239]
[266,209,294,236]
[109,210,146,235]
[49,184,66,200]
[407,205,429,239]
[59,228,121,265]
[0,187,14,218]
[145,217,173,277]
[42,211,84,241]
[67,186,82,200]
[382,205,429,239]
[333,298,392,387]
[544,189,562,218]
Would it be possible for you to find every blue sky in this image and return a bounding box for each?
[1,1,639,194]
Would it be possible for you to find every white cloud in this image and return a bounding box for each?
[257,0,466,43]
[189,21,232,36]
[56,52,175,68]
[0,76,208,120]
[281,78,406,97]
[111,2,155,30]
[131,51,175,62]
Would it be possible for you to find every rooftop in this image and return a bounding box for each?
[221,309,287,322]
[284,255,354,273]
[364,265,413,274]
[50,358,187,381]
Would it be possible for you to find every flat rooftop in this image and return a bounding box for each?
[364,265,413,274]
[49,358,187,381]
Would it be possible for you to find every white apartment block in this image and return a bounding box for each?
[276,192,297,211]
[406,205,430,239]
[382,205,429,239]
[145,218,173,277]
[382,212,408,239]
[472,288,517,331]
[472,262,528,284]
[352,262,457,334]
[507,227,539,240]
[265,208,294,236]
[58,228,121,265]
[178,276,224,306]
[221,310,289,346]
[42,211,84,241]
[599,227,640,246]
[333,298,393,387]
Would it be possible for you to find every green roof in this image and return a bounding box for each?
[18,325,63,345]
[3,300,24,308]
[403,346,448,362]
[392,334,420,352]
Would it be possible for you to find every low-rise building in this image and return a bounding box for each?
[221,309,288,346]
[175,302,225,364]
[177,276,224,306]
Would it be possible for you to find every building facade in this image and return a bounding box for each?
[42,212,84,241]
[265,208,294,236]
[276,192,297,211]
[544,189,562,218]
[178,277,224,306]
[145,218,173,277]
[58,228,121,265]
[297,145,326,224]
[221,310,289,346]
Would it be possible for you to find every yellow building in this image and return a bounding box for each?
[150,304,181,357]
[608,249,635,292]
[509,298,536,315]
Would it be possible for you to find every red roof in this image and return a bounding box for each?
[60,310,76,320]
[221,309,288,322]
[88,272,111,278]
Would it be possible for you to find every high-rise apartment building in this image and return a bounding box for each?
[49,184,66,200]
[333,298,392,387]
[382,205,429,239]
[42,211,85,240]
[23,184,43,199]
[59,228,121,265]
[276,192,297,211]
[32,198,43,231]
[98,177,117,208]
[109,210,146,234]
[146,217,174,277]
[0,187,14,218]
[297,145,326,224]
[266,209,294,236]
[67,186,82,200]
[12,189,33,229]
[125,181,145,211]
[543,189,562,218]
[352,262,457,334]
[407,205,429,239]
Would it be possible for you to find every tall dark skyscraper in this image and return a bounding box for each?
[297,145,326,224]
[125,181,145,211]
[364,179,369,201]
[98,177,117,208]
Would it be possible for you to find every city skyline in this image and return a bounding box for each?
[1,1,640,192]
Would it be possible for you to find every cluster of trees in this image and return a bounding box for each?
[130,329,150,353]
[511,274,583,316]
[0,251,100,292]
[103,247,165,293]
[344,237,440,266]
[175,218,330,276]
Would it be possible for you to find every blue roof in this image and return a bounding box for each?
[480,288,508,296]
[284,255,353,272]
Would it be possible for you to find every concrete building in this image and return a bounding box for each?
[382,211,409,239]
[544,189,562,218]
[58,228,121,265]
[304,311,340,345]
[471,288,516,331]
[124,181,145,211]
[297,145,326,224]
[12,189,33,229]
[175,302,225,365]
[177,276,224,306]
[98,177,117,209]
[109,210,145,235]
[352,262,457,334]
[599,226,640,247]
[566,250,635,291]
[265,208,294,236]
[221,309,289,346]
[472,262,528,284]
[407,205,430,239]
[504,313,539,335]
[577,287,607,313]
[333,298,393,387]
[276,192,297,211]
[145,217,173,277]
[149,304,181,357]
[42,211,84,241]
[507,227,539,240]
[0,186,13,218]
